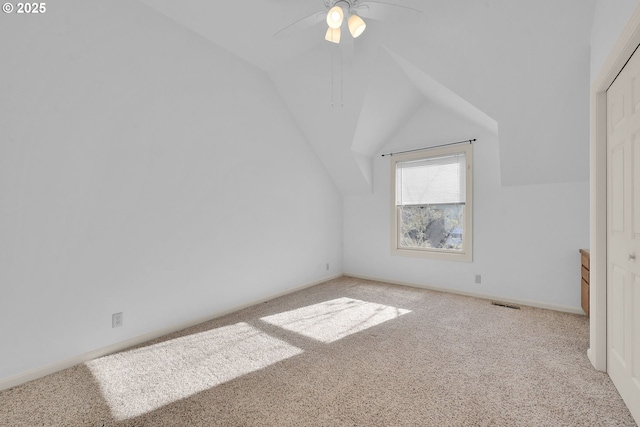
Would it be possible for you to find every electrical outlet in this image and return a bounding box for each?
[475,274,482,284]
[112,312,123,328]
[326,263,330,271]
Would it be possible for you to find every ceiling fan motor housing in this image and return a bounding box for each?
[324,0,359,10]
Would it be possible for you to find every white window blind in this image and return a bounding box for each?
[396,153,466,206]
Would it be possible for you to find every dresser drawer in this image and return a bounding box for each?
[580,249,590,317]
[581,265,590,283]
[581,251,590,270]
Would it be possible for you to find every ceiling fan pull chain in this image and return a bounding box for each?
[341,51,344,107]
[331,46,335,107]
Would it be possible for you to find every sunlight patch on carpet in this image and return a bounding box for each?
[260,297,411,343]
[85,322,303,420]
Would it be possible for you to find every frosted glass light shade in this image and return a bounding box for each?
[348,14,366,38]
[326,6,344,29]
[325,26,341,43]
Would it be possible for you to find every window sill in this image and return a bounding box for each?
[391,247,473,262]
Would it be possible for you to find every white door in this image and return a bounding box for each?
[607,45,640,423]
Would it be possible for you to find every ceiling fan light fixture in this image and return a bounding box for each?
[348,14,366,38]
[325,26,341,43]
[326,5,344,29]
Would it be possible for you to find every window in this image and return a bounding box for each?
[391,143,473,261]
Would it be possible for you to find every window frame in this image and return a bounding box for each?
[390,143,473,262]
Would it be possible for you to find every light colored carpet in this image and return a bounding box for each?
[0,276,636,426]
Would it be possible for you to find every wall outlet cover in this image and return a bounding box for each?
[112,312,123,328]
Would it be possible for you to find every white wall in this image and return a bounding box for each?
[0,1,342,381]
[342,1,595,311]
[344,102,590,311]
[591,0,640,80]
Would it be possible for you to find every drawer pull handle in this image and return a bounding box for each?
[629,253,636,261]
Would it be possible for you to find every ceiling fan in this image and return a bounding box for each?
[273,0,422,44]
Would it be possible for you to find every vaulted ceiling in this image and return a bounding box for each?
[140,0,595,195]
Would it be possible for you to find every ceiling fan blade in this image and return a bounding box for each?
[354,1,422,24]
[273,11,326,39]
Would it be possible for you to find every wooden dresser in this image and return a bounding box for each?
[580,249,590,316]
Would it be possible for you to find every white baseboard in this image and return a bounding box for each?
[345,273,586,315]
[0,273,342,392]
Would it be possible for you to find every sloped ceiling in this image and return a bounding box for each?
[139,0,595,194]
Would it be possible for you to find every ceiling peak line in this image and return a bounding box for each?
[381,139,477,157]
